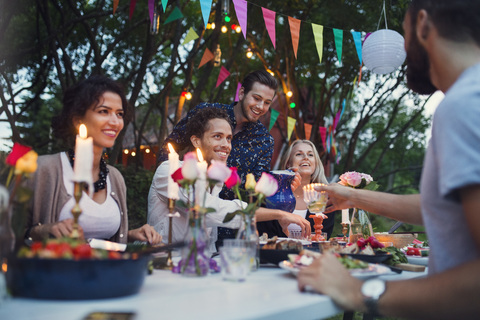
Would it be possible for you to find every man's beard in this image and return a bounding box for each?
[406,33,438,95]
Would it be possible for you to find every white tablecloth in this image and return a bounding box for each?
[0,263,426,320]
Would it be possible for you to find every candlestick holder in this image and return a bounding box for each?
[166,198,176,269]
[70,181,84,239]
[341,222,350,242]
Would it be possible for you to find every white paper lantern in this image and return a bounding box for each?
[362,29,406,74]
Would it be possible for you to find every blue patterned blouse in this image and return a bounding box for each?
[158,102,274,200]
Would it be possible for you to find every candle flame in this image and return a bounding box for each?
[79,124,88,139]
[167,143,175,154]
[196,148,204,162]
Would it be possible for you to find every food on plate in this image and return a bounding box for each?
[402,239,430,256]
[259,232,269,242]
[288,249,368,270]
[262,236,303,251]
[340,236,384,255]
[17,238,133,260]
[376,246,408,266]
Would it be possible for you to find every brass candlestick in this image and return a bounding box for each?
[166,198,176,269]
[341,222,350,242]
[70,181,84,239]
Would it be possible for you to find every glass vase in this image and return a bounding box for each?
[349,208,373,243]
[179,210,210,277]
[236,214,259,271]
[0,185,14,268]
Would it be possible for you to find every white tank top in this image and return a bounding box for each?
[59,152,121,240]
[287,209,308,232]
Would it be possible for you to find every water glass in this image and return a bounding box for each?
[220,240,254,282]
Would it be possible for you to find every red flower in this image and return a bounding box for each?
[224,167,240,189]
[171,167,184,186]
[6,143,32,166]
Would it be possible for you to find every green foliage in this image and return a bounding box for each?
[114,164,154,230]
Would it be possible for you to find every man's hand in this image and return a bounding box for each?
[315,183,355,213]
[128,224,163,244]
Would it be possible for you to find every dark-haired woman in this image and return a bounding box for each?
[25,75,161,244]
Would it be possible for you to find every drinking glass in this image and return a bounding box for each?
[303,183,328,216]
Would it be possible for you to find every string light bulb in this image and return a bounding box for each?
[246,48,253,59]
[131,151,136,157]
[286,91,293,98]
[185,92,192,100]
[221,25,228,33]
[289,102,296,108]
[145,148,151,154]
[235,25,242,33]
[123,149,129,155]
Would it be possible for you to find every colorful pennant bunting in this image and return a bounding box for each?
[333,28,343,66]
[232,0,248,39]
[164,7,184,24]
[161,0,168,12]
[351,31,362,65]
[287,117,296,141]
[200,0,213,26]
[319,126,327,148]
[304,123,312,140]
[113,0,119,14]
[288,17,301,59]
[182,27,199,45]
[262,7,276,49]
[216,66,231,88]
[269,109,279,131]
[312,24,324,63]
[148,0,154,22]
[129,0,137,20]
[234,82,242,102]
[198,48,214,68]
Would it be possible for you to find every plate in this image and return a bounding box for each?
[407,255,429,266]
[340,252,391,264]
[259,237,311,246]
[278,260,392,279]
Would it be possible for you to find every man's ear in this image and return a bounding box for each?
[416,9,431,44]
[238,86,245,101]
[190,135,201,148]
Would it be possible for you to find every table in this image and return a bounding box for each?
[0,263,427,320]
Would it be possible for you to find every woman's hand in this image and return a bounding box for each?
[128,224,163,244]
[277,212,311,238]
[289,168,302,192]
[30,219,84,241]
[297,251,364,311]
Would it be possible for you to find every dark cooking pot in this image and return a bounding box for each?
[7,255,150,300]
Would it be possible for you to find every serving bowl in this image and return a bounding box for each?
[7,255,150,300]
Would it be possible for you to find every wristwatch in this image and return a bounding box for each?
[361,279,386,317]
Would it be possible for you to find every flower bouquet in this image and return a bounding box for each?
[338,171,378,243]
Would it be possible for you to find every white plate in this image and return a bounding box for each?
[407,255,429,266]
[259,237,312,246]
[278,260,392,279]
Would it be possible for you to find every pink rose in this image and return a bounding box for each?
[361,173,373,184]
[255,172,278,197]
[207,160,232,183]
[181,151,198,180]
[224,167,240,189]
[339,171,362,187]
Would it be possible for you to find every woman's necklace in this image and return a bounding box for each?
[67,149,109,193]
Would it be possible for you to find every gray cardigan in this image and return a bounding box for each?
[26,153,129,243]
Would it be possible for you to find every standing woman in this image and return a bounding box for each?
[25,75,161,244]
[281,139,335,239]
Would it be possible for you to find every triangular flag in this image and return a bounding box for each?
[164,7,184,24]
[161,0,168,12]
[319,126,327,148]
[232,0,248,39]
[200,0,213,26]
[148,0,154,22]
[351,31,362,65]
[129,0,137,20]
[262,7,276,49]
[340,99,346,120]
[113,0,119,14]
[288,17,301,59]
[198,48,214,68]
[312,24,324,63]
[304,123,312,140]
[358,65,363,85]
[333,109,341,132]
[333,28,343,66]
[182,27,199,45]
[269,109,279,131]
[287,117,297,141]
[234,82,242,102]
[216,66,230,88]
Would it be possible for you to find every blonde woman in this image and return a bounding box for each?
[281,139,335,239]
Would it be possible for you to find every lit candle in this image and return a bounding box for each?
[342,209,350,224]
[167,143,179,200]
[73,124,93,186]
[195,148,208,206]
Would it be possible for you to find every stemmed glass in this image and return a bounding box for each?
[303,183,328,241]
